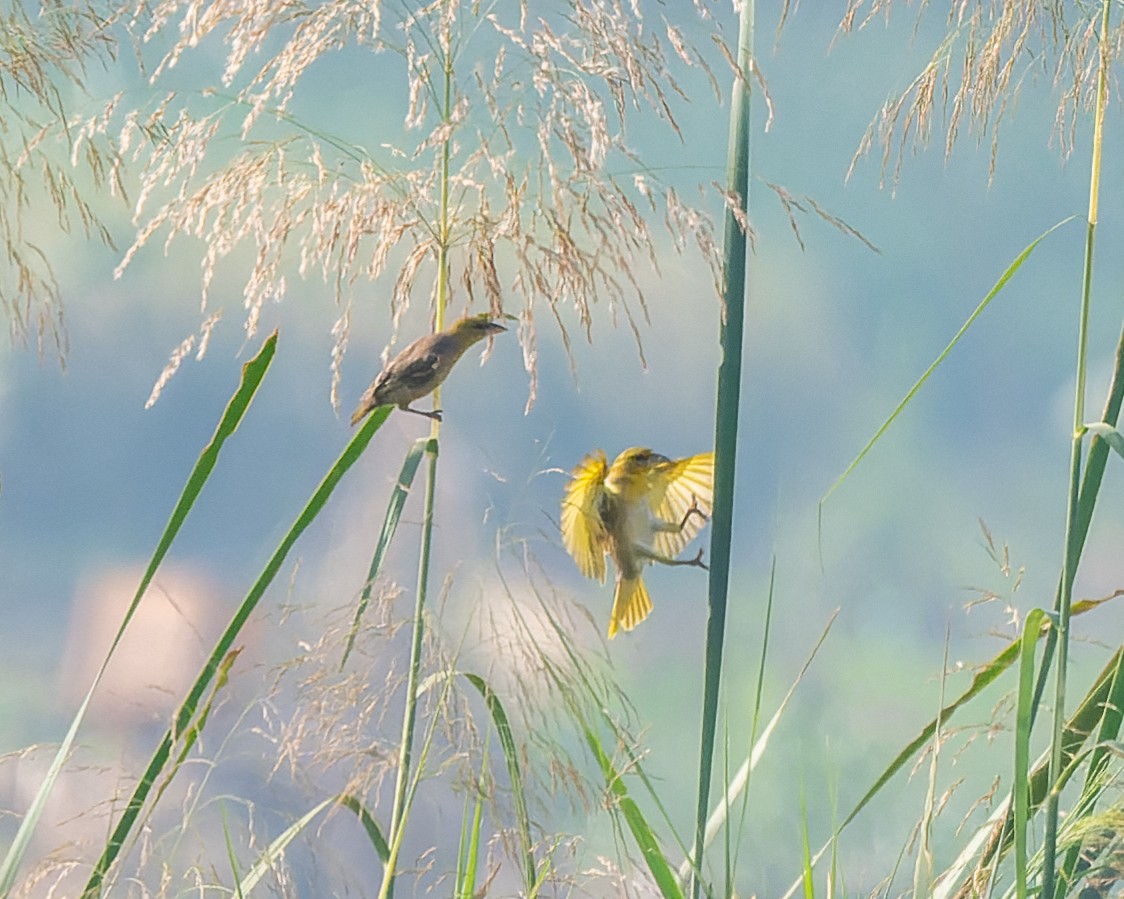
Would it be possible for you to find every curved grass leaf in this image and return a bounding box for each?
[81,402,393,898]
[414,669,537,893]
[221,807,245,899]
[1015,609,1049,898]
[341,436,428,669]
[381,437,439,899]
[820,216,1075,510]
[0,331,278,898]
[934,642,1124,898]
[455,740,488,899]
[236,793,389,894]
[913,635,952,899]
[1083,421,1124,461]
[1056,643,1124,891]
[150,648,241,816]
[585,722,685,899]
[782,596,1122,899]
[677,606,837,888]
[337,794,391,863]
[800,791,814,899]
[462,672,537,893]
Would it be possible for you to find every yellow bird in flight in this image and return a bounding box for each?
[561,447,714,638]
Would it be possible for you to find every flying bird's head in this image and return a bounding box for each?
[606,447,671,498]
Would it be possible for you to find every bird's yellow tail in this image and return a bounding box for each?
[608,576,653,638]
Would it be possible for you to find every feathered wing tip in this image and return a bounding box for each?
[648,451,715,559]
[350,376,384,426]
[350,399,372,426]
[560,450,610,582]
[608,576,653,639]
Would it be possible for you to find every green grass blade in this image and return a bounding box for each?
[585,723,685,899]
[606,716,694,869]
[455,741,487,899]
[222,806,246,899]
[336,794,391,863]
[1083,421,1124,460]
[236,793,389,894]
[1073,317,1124,552]
[1046,22,1113,877]
[728,557,777,882]
[382,437,439,899]
[0,331,278,898]
[782,621,1043,899]
[1028,320,1124,741]
[1056,646,1124,890]
[1015,609,1049,898]
[379,632,458,899]
[462,672,537,893]
[841,633,1022,831]
[821,217,1075,508]
[912,633,950,899]
[1027,320,1124,740]
[721,719,731,899]
[149,648,241,817]
[784,597,1123,899]
[454,784,472,898]
[678,607,836,887]
[694,3,754,896]
[81,403,392,897]
[417,669,536,892]
[341,437,428,669]
[933,643,1124,898]
[800,787,814,899]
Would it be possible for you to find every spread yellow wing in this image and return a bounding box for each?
[561,450,610,582]
[647,451,715,559]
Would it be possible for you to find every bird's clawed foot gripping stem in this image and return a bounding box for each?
[404,406,443,421]
[636,545,709,570]
[679,495,708,531]
[684,547,708,570]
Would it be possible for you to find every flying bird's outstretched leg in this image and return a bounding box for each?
[635,545,709,570]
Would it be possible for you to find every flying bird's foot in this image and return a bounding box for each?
[404,405,443,421]
[649,546,709,569]
[686,547,709,570]
[679,495,708,530]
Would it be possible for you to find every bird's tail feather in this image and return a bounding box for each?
[608,576,652,638]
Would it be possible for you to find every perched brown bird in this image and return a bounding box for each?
[561,447,714,637]
[351,314,507,425]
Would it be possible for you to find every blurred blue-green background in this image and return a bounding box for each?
[2,2,1124,894]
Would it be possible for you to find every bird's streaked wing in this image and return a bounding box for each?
[647,451,715,559]
[561,450,610,582]
[386,352,441,390]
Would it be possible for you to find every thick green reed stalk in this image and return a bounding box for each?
[379,27,456,899]
[1042,2,1111,896]
[690,3,754,897]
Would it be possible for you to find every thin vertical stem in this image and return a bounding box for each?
[379,438,439,899]
[433,22,454,341]
[1042,2,1110,896]
[690,3,753,896]
[382,14,456,899]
